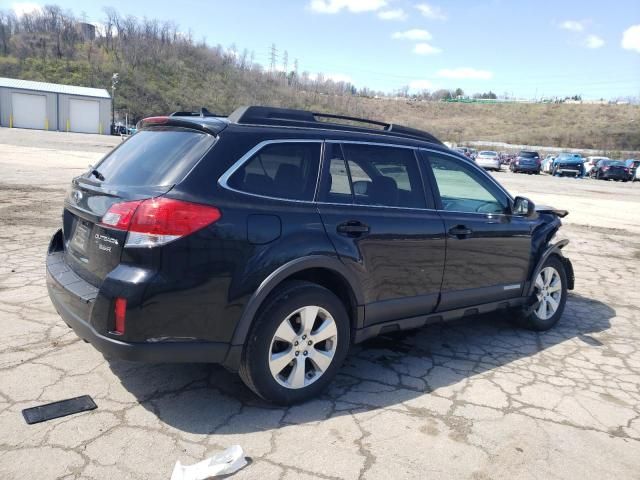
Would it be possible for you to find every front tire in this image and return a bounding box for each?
[513,256,567,331]
[239,281,350,404]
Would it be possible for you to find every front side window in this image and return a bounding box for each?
[227,142,321,201]
[427,154,508,214]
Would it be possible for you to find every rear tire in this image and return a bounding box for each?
[513,256,567,331]
[238,281,350,405]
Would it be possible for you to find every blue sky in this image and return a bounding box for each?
[5,0,640,99]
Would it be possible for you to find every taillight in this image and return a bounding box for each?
[100,197,221,247]
[113,297,127,335]
[101,200,143,230]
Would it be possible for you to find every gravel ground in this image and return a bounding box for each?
[0,127,639,480]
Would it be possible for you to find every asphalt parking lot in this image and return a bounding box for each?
[1,128,639,480]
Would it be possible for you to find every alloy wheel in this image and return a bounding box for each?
[268,306,338,389]
[534,266,562,320]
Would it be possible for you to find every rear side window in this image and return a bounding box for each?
[228,142,321,201]
[94,127,215,186]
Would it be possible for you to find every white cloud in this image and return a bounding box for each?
[409,79,434,90]
[392,29,432,40]
[621,24,640,53]
[436,67,493,80]
[378,9,406,20]
[413,43,441,55]
[415,3,446,20]
[559,20,584,32]
[309,0,387,14]
[11,2,42,16]
[585,34,604,48]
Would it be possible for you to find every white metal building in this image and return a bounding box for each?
[0,77,111,135]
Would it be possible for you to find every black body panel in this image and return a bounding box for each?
[46,109,573,369]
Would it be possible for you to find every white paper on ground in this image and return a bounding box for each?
[170,445,247,480]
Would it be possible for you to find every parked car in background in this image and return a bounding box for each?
[510,151,541,174]
[453,147,471,158]
[590,159,630,181]
[475,151,501,171]
[623,159,640,181]
[469,148,478,160]
[500,152,515,165]
[552,153,584,178]
[584,156,610,176]
[542,154,556,173]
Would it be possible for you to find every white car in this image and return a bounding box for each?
[475,151,501,171]
[542,154,556,173]
[584,156,609,176]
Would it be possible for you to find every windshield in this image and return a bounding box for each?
[558,153,582,160]
[92,128,215,186]
[604,160,624,166]
[519,151,539,158]
[479,151,497,156]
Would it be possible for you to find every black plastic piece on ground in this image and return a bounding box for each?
[22,395,97,425]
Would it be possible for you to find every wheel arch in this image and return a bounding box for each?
[229,255,363,349]
[524,239,574,296]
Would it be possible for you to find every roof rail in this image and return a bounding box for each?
[170,107,221,118]
[227,106,441,144]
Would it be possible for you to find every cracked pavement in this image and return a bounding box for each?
[0,128,639,479]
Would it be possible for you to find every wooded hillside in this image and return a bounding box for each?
[0,6,638,151]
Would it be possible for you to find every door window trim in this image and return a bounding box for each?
[217,138,514,213]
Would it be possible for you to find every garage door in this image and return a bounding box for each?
[69,99,100,134]
[12,93,47,130]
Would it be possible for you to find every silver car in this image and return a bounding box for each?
[475,151,501,171]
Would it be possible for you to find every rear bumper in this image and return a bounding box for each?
[600,171,627,180]
[512,164,540,172]
[46,229,230,364]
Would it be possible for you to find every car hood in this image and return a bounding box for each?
[536,204,568,218]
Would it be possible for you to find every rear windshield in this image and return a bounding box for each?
[519,151,539,158]
[92,127,215,186]
[479,151,497,156]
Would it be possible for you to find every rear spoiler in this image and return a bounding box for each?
[136,116,228,136]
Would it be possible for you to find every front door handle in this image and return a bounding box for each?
[449,225,473,238]
[337,221,369,237]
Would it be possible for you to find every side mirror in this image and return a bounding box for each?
[513,196,536,217]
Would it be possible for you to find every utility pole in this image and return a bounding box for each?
[293,58,299,88]
[269,43,277,75]
[111,73,119,134]
[282,50,288,74]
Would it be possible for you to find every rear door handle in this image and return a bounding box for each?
[337,221,370,236]
[448,225,473,238]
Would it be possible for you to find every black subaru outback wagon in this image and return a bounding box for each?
[46,106,574,404]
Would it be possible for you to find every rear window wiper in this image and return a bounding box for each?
[88,166,105,181]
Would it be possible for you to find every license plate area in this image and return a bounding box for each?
[70,220,91,255]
